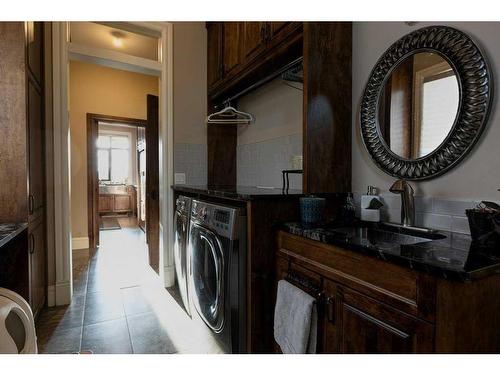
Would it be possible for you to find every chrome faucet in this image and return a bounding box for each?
[389,179,415,227]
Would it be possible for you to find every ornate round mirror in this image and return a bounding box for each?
[361,26,493,180]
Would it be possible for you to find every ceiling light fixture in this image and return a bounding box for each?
[111,31,125,48]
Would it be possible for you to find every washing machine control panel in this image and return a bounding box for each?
[191,200,238,239]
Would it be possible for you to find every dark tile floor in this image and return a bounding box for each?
[36,219,224,354]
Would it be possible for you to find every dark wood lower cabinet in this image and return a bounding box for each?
[330,281,434,353]
[275,231,500,353]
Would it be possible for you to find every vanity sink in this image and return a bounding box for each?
[327,224,446,253]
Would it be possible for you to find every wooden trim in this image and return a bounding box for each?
[303,22,352,193]
[52,21,174,305]
[68,42,161,77]
[86,113,147,250]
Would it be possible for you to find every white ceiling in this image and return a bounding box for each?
[70,22,159,61]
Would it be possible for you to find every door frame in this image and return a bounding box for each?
[86,113,147,251]
[49,22,174,306]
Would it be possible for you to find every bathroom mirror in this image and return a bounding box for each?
[361,26,493,180]
[378,52,459,159]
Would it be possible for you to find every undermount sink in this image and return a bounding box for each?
[327,224,446,253]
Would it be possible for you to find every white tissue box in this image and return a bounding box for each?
[361,195,381,222]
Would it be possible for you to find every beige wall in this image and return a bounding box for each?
[173,22,207,145]
[172,22,208,186]
[69,61,158,238]
[353,22,500,201]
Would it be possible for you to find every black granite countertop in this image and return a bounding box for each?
[0,222,28,248]
[172,184,303,201]
[281,221,500,282]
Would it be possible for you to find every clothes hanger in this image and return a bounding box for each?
[206,101,254,124]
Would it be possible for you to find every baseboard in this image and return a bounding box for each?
[47,285,56,307]
[72,236,89,250]
[55,281,72,306]
[164,265,175,288]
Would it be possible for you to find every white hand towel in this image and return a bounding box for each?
[274,279,318,354]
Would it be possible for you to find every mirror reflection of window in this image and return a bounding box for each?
[97,134,130,183]
[378,52,459,160]
[414,64,459,158]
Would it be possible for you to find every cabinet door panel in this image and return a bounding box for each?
[99,195,114,212]
[342,304,412,353]
[207,22,223,89]
[114,195,131,211]
[337,285,434,353]
[242,22,266,62]
[267,22,301,45]
[29,218,46,317]
[27,81,44,217]
[222,22,242,77]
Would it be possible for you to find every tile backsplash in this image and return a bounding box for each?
[237,133,302,190]
[353,192,484,235]
[174,143,207,186]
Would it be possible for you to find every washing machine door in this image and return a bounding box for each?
[189,223,225,332]
[173,209,190,315]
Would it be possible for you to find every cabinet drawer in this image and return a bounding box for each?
[278,231,435,320]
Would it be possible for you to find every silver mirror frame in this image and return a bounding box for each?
[360,26,493,180]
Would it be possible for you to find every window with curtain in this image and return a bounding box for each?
[97,134,130,183]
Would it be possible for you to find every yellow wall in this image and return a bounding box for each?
[69,61,158,238]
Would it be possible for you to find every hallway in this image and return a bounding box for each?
[36,222,223,354]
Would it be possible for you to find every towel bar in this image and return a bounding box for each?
[284,269,323,300]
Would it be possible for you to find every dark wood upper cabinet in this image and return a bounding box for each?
[207,22,223,89]
[267,22,301,45]
[222,22,242,77]
[206,21,302,99]
[242,22,267,62]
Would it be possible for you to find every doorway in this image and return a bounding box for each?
[49,22,173,307]
[87,100,160,274]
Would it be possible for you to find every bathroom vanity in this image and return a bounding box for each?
[275,222,500,353]
[99,184,137,215]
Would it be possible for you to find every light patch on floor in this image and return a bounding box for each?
[36,225,225,354]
